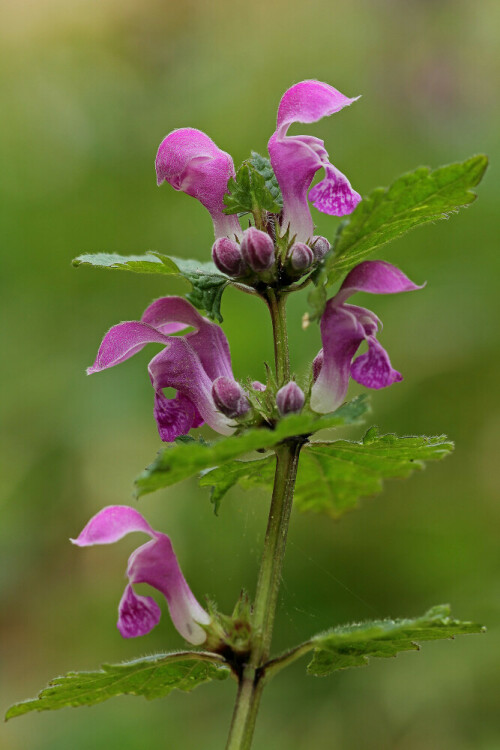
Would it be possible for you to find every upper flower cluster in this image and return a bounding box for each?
[87,80,423,443]
[155,80,361,279]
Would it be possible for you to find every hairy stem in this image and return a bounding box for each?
[266,289,290,385]
[225,292,301,750]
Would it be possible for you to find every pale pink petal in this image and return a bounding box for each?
[87,322,169,374]
[336,260,425,304]
[276,80,360,135]
[71,505,155,547]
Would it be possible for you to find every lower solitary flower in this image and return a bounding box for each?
[88,296,246,441]
[311,260,424,413]
[71,505,210,644]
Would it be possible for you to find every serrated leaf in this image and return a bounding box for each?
[199,428,453,516]
[5,652,230,720]
[307,605,484,676]
[327,155,488,281]
[73,253,230,322]
[223,161,282,216]
[174,257,229,323]
[294,429,454,516]
[248,152,283,206]
[135,396,369,497]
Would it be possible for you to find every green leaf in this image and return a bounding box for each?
[73,252,179,274]
[307,605,485,676]
[223,161,282,216]
[200,455,275,514]
[175,257,229,323]
[5,652,230,720]
[248,152,283,207]
[135,396,370,497]
[199,428,453,516]
[328,155,488,281]
[306,266,329,322]
[294,428,454,516]
[73,253,230,322]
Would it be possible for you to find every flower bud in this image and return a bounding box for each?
[252,381,266,392]
[276,381,305,415]
[240,227,275,272]
[212,376,250,419]
[289,242,314,271]
[311,235,331,261]
[212,237,246,277]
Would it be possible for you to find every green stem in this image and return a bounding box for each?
[225,292,301,750]
[266,289,290,385]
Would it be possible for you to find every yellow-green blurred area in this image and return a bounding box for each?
[1,0,499,747]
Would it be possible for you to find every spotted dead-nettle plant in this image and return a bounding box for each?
[8,80,487,750]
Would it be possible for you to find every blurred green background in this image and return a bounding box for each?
[1,0,499,748]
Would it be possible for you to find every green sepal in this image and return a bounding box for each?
[73,252,231,322]
[199,428,453,516]
[223,159,282,217]
[5,652,230,720]
[326,155,488,283]
[134,396,369,497]
[204,593,253,657]
[307,605,485,676]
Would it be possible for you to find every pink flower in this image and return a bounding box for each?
[88,296,247,441]
[268,80,361,242]
[311,261,424,413]
[72,506,210,644]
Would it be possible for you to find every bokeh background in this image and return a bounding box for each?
[1,0,499,748]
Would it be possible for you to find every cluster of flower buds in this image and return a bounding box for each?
[212,228,331,284]
[212,226,276,278]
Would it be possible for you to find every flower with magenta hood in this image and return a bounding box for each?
[72,506,210,644]
[88,296,250,441]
